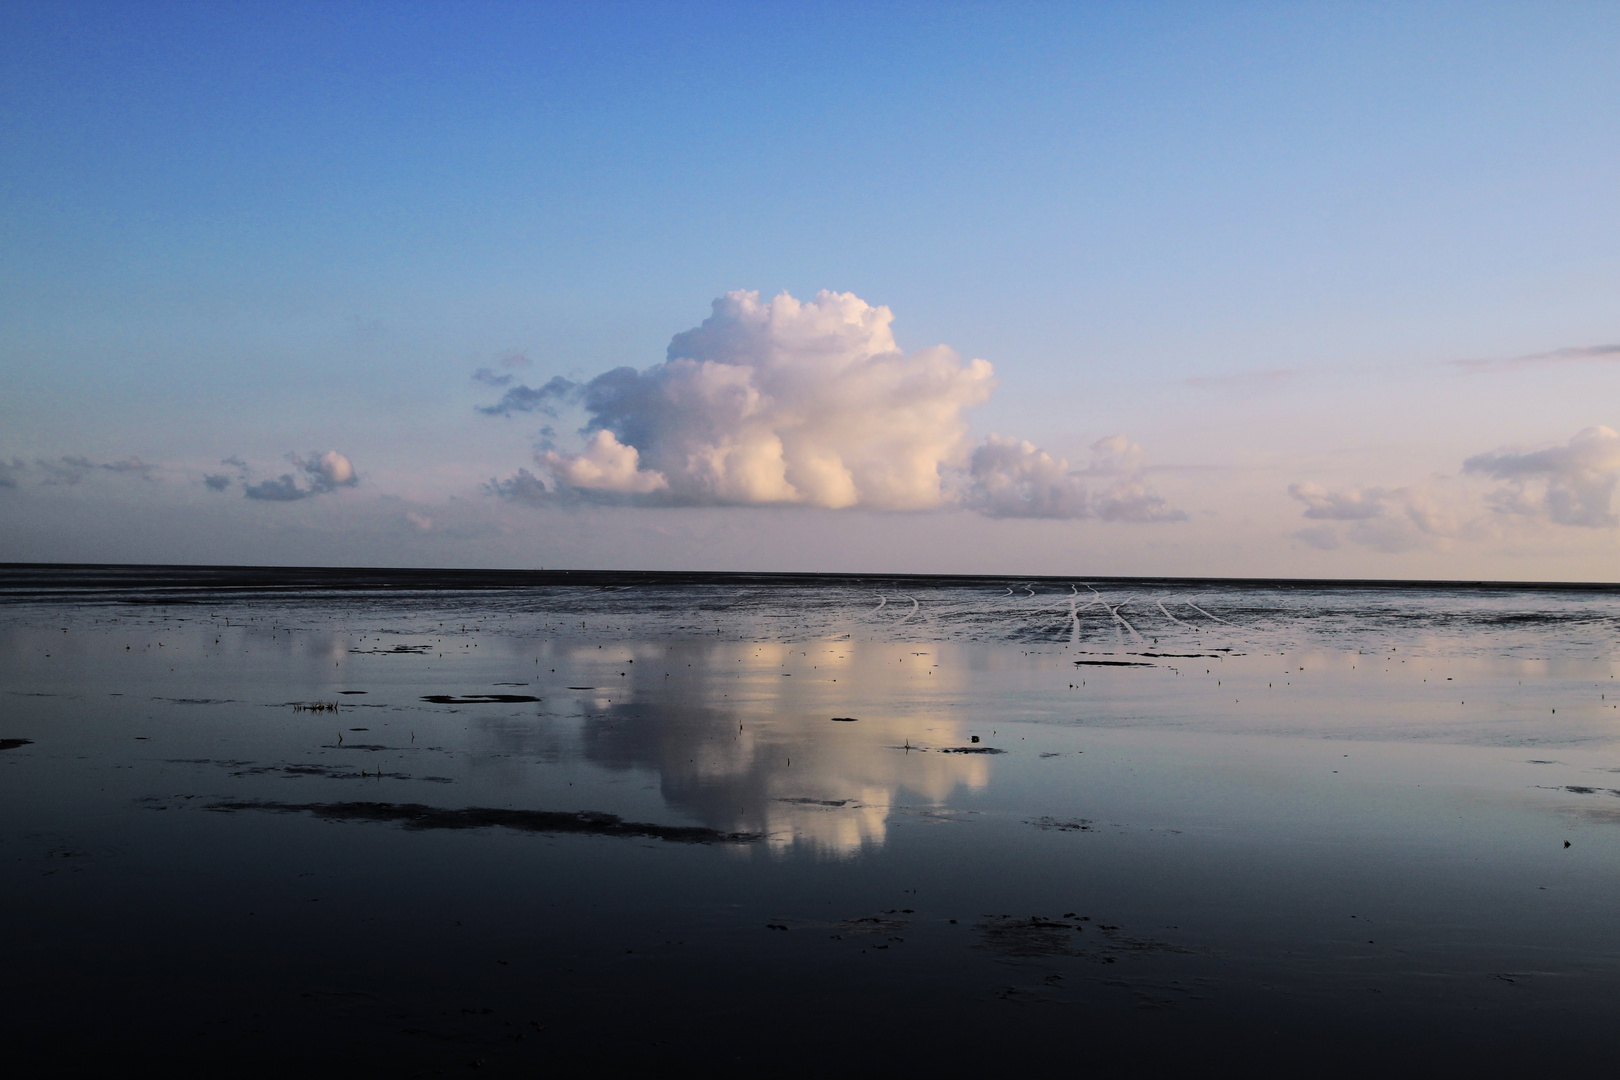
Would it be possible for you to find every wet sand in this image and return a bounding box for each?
[5,566,1620,1072]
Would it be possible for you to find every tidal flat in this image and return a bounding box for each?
[5,565,1620,1072]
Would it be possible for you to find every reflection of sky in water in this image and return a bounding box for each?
[566,641,990,853]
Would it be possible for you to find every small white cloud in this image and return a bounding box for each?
[312,450,355,488]
[405,510,434,531]
[962,433,1183,521]
[1084,435,1185,522]
[1092,478,1186,523]
[962,435,1090,519]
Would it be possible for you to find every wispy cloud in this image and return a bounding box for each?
[477,375,578,417]
[1452,344,1620,373]
[32,455,157,485]
[472,351,540,391]
[472,368,515,388]
[203,456,250,493]
[99,457,156,478]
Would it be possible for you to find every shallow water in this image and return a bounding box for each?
[5,566,1620,1071]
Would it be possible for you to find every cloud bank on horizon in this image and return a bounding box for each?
[1288,427,1620,553]
[484,290,1181,522]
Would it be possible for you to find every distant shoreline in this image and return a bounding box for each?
[2,561,1617,597]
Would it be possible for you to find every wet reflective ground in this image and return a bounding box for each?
[5,567,1620,1071]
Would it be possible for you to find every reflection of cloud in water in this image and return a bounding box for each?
[573,642,990,855]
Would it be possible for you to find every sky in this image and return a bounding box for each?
[3,0,1619,579]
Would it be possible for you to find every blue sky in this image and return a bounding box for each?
[4,1,1620,577]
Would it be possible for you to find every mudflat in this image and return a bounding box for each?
[5,565,1620,1072]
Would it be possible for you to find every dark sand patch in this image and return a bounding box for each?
[205,800,761,843]
[420,694,540,704]
[1028,816,1095,832]
[834,915,908,937]
[976,916,1083,958]
[939,746,1007,755]
[1073,661,1154,668]
[230,763,414,781]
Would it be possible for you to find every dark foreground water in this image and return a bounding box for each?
[5,565,1620,1073]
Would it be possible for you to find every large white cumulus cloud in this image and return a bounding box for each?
[484,289,1183,522]
[546,290,996,509]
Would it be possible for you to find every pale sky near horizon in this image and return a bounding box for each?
[4,1,1620,579]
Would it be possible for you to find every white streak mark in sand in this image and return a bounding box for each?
[1185,599,1232,625]
[1157,598,1197,629]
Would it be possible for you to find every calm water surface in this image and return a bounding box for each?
[4,566,1620,1072]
